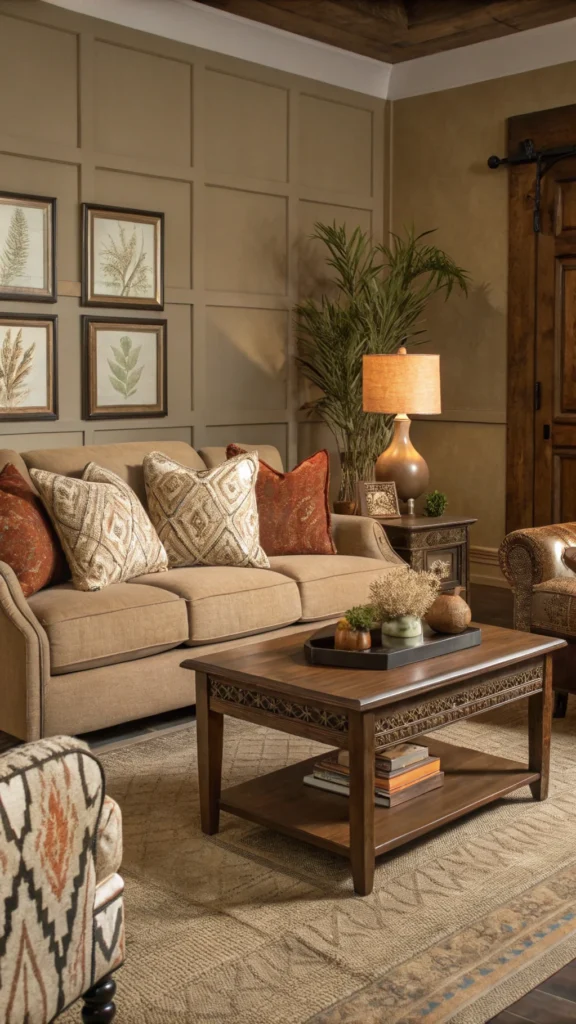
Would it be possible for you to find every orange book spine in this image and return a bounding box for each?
[377,759,441,793]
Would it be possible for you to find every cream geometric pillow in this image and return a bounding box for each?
[30,462,168,591]
[143,449,269,569]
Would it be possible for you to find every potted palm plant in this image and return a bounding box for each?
[295,225,468,509]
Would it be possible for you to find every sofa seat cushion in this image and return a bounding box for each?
[268,554,392,621]
[130,566,301,645]
[532,577,576,637]
[28,582,189,674]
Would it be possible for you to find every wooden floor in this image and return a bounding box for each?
[472,586,576,1023]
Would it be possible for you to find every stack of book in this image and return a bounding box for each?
[303,742,443,807]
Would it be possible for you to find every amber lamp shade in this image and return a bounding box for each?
[363,348,441,511]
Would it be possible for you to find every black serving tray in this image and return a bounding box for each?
[304,623,482,670]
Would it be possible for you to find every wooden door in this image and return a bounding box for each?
[507,103,576,532]
[534,157,576,524]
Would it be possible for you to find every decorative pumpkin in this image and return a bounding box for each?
[425,586,471,634]
[334,618,372,651]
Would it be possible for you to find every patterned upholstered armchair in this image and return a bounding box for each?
[0,737,124,1023]
[499,523,576,715]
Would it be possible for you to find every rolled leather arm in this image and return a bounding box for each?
[0,560,50,740]
[331,514,405,564]
[499,523,576,630]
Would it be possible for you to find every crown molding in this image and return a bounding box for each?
[44,0,391,98]
[388,16,576,100]
[43,0,576,101]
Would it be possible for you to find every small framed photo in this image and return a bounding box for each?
[82,317,167,420]
[82,203,164,310]
[0,191,56,302]
[0,314,58,421]
[357,480,401,519]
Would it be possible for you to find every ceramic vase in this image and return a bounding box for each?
[381,614,422,639]
[425,586,471,634]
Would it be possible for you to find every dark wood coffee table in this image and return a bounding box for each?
[183,624,565,896]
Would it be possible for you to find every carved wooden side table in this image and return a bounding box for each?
[376,514,477,600]
[184,623,563,897]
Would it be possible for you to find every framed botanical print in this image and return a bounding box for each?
[82,316,167,420]
[0,314,58,421]
[357,480,401,519]
[82,203,164,310]
[0,191,56,302]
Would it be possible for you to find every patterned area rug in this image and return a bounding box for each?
[60,700,576,1024]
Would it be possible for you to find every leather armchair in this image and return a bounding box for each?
[0,736,124,1022]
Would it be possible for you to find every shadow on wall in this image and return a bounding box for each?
[418,282,506,421]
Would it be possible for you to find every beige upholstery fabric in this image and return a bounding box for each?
[268,554,395,621]
[331,513,404,563]
[144,449,269,569]
[96,794,123,884]
[28,582,188,673]
[31,465,168,591]
[0,560,50,740]
[198,444,284,472]
[131,566,301,644]
[23,440,206,506]
[531,577,576,638]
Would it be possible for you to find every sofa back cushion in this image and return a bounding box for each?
[22,441,206,507]
[198,444,284,473]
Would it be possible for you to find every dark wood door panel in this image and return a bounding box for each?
[553,452,576,522]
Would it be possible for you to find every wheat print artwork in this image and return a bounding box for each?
[83,204,164,310]
[0,316,57,421]
[0,192,56,301]
[83,317,167,419]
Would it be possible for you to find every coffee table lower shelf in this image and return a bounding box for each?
[219,738,540,859]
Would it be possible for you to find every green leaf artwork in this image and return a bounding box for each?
[107,335,144,399]
[0,328,35,408]
[99,222,151,297]
[0,207,30,287]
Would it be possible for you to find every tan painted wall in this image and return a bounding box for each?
[391,61,576,552]
[0,0,385,470]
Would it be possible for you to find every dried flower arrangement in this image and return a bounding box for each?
[370,566,442,622]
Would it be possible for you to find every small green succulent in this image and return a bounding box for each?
[423,490,448,517]
[344,605,375,631]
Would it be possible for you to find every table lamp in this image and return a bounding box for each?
[362,347,441,514]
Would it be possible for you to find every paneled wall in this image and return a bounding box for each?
[0,0,385,471]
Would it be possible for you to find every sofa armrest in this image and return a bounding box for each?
[331,514,405,564]
[499,523,576,630]
[0,560,50,740]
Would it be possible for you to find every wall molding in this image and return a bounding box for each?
[470,545,509,589]
[45,0,576,100]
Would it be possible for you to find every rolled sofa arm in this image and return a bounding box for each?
[331,514,405,564]
[499,523,576,630]
[0,560,50,741]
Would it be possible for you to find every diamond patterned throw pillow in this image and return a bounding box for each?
[143,449,269,568]
[30,462,168,591]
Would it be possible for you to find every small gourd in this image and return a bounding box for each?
[425,586,471,634]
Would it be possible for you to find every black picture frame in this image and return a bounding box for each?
[81,203,165,310]
[0,313,58,421]
[0,190,57,303]
[82,315,167,420]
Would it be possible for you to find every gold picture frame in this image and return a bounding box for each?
[82,203,164,310]
[0,191,56,302]
[82,316,167,420]
[357,480,401,519]
[0,314,58,421]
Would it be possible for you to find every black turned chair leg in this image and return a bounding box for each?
[81,974,116,1023]
[553,691,569,719]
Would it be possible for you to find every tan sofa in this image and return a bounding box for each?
[0,440,403,742]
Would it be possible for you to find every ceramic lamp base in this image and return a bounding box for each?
[375,414,429,507]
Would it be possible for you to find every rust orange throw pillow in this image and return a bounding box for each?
[0,463,68,597]
[227,445,335,556]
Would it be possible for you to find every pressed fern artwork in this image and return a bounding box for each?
[0,327,35,407]
[99,222,151,297]
[84,205,164,309]
[0,208,30,287]
[107,335,144,399]
[0,193,55,301]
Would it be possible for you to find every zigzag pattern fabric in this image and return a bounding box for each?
[0,737,125,1023]
[144,449,269,568]
[31,462,168,591]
